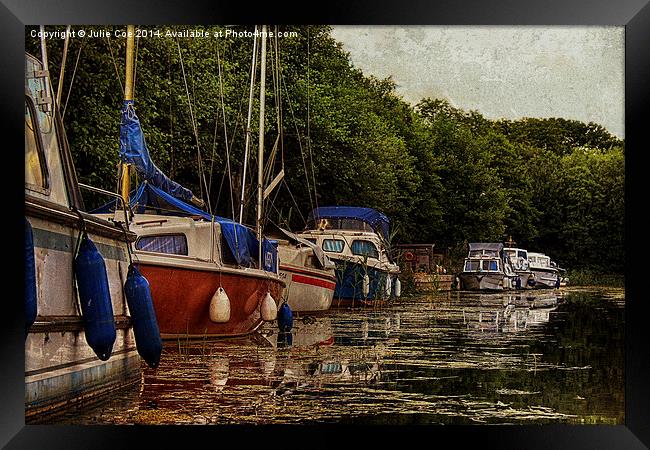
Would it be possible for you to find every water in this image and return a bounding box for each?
[42,287,624,425]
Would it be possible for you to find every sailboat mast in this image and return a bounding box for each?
[238,27,258,224]
[257,25,267,268]
[121,25,135,205]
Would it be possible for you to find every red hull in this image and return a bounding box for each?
[139,264,284,339]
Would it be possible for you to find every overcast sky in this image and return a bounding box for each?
[330,26,624,138]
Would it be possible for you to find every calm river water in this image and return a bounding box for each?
[43,287,624,425]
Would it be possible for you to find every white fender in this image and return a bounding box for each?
[209,287,231,323]
[362,274,370,297]
[260,292,278,321]
[384,274,392,297]
[394,278,401,297]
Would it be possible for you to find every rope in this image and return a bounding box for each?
[105,34,124,95]
[62,35,86,119]
[176,38,211,212]
[215,40,236,221]
[306,28,319,212]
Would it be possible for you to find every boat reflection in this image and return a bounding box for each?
[462,291,562,333]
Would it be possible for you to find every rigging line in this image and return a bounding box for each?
[306,27,319,211]
[281,178,307,225]
[280,71,314,212]
[215,39,236,221]
[105,35,124,96]
[133,32,139,100]
[62,35,86,119]
[176,37,211,212]
[168,45,175,180]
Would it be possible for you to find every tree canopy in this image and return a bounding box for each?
[26,25,625,273]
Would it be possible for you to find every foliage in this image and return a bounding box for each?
[25,25,624,274]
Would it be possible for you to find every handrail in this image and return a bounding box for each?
[78,182,133,225]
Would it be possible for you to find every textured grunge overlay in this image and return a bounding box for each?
[331,26,624,139]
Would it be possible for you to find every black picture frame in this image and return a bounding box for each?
[3,0,647,447]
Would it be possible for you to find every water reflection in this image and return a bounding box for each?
[45,288,624,425]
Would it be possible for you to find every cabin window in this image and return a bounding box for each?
[25,98,49,191]
[351,240,379,259]
[482,260,499,271]
[136,234,188,255]
[465,260,480,271]
[305,238,317,245]
[517,250,527,259]
[323,239,345,253]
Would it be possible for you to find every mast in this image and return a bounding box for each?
[257,25,267,268]
[56,25,71,107]
[238,26,258,224]
[121,25,136,205]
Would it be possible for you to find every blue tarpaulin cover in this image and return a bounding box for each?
[120,100,194,203]
[93,182,277,273]
[307,206,391,241]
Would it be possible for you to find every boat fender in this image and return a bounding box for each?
[527,276,536,287]
[385,274,392,297]
[555,277,561,289]
[394,277,401,297]
[25,219,37,339]
[277,302,293,332]
[515,276,522,290]
[404,251,415,261]
[260,292,278,321]
[209,287,231,323]
[124,264,163,368]
[74,234,116,361]
[362,274,370,298]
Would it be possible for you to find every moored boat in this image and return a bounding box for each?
[503,246,534,289]
[298,206,401,307]
[268,226,337,313]
[458,243,517,291]
[93,27,285,339]
[25,50,142,418]
[527,252,561,289]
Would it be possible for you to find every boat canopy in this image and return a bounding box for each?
[93,182,277,273]
[307,206,390,241]
[468,243,503,253]
[119,100,195,203]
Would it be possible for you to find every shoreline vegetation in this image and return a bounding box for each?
[26,25,624,278]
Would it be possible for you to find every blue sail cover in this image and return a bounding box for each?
[93,182,277,272]
[120,100,194,203]
[308,206,390,241]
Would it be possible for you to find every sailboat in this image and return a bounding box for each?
[24,37,143,417]
[246,27,337,313]
[95,26,284,338]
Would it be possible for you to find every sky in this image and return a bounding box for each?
[330,26,624,139]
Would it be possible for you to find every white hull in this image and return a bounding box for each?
[280,264,336,312]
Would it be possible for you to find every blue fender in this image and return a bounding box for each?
[277,302,293,332]
[124,264,163,368]
[74,234,116,361]
[25,219,37,339]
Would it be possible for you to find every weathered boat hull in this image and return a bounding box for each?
[25,212,141,420]
[138,263,284,339]
[458,272,507,291]
[280,264,336,312]
[330,260,399,307]
[530,268,560,289]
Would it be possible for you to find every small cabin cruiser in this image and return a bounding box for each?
[458,243,516,291]
[503,246,534,289]
[298,206,401,307]
[527,252,561,289]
